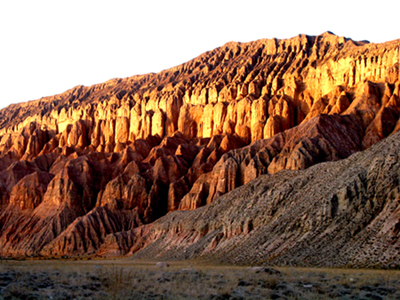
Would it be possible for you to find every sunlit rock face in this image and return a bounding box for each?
[0,32,400,260]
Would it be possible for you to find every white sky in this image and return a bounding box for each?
[0,0,399,109]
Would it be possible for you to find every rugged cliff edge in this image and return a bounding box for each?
[0,32,400,262]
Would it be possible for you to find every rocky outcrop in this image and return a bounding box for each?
[40,206,142,257]
[9,171,54,210]
[179,113,363,209]
[0,32,400,259]
[1,32,400,157]
[100,130,400,268]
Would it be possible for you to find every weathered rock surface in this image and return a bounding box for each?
[40,206,142,257]
[0,32,399,260]
[179,113,362,209]
[101,130,400,268]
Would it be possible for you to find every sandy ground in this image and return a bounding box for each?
[0,258,400,299]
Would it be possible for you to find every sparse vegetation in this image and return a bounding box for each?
[0,259,400,299]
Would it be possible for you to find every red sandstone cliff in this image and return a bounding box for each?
[0,32,400,261]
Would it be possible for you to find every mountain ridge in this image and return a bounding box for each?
[112,129,400,268]
[0,32,399,263]
[1,31,398,133]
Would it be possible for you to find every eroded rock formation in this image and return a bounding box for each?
[0,32,399,261]
[101,130,400,268]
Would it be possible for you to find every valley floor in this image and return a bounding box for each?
[0,259,399,299]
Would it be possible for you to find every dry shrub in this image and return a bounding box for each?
[96,265,134,299]
[1,260,400,299]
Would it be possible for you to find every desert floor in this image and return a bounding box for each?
[0,258,399,299]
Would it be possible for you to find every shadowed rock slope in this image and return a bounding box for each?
[100,130,400,268]
[0,32,400,258]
